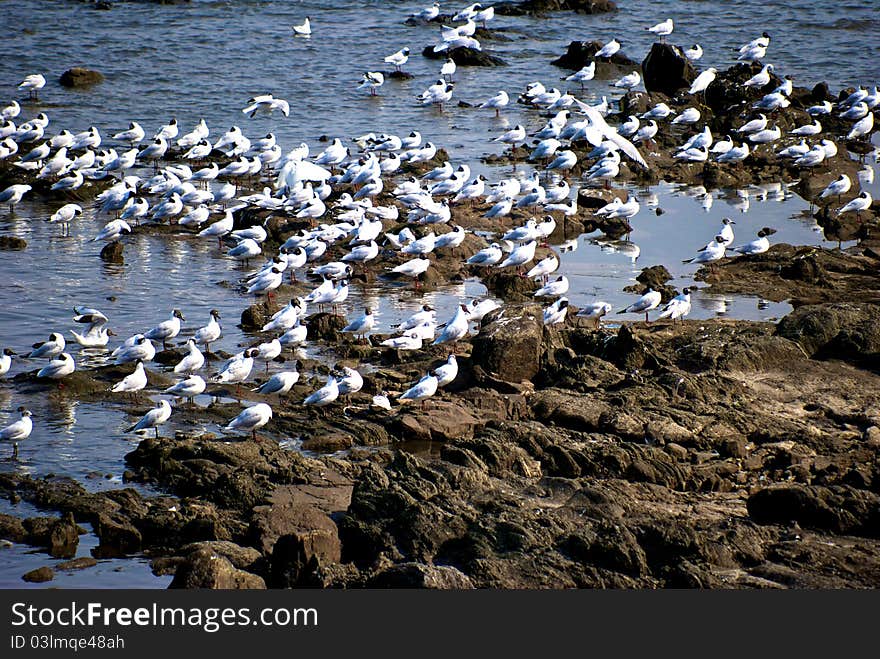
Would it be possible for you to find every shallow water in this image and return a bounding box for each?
[0,0,877,586]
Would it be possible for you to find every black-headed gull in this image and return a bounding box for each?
[0,407,32,459]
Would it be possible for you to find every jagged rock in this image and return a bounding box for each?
[59,67,105,88]
[369,563,475,588]
[240,299,279,331]
[169,547,266,589]
[641,42,697,97]
[747,484,880,536]
[775,303,880,368]
[471,306,544,383]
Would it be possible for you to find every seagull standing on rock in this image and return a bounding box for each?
[618,289,662,323]
[645,18,673,42]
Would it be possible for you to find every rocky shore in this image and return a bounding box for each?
[1,13,878,589]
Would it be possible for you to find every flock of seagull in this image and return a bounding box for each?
[0,3,878,456]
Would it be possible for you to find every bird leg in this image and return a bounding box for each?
[154,426,159,439]
[644,311,650,324]
[12,443,18,460]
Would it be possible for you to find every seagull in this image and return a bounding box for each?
[29,332,65,359]
[225,403,273,440]
[164,374,207,404]
[657,288,692,323]
[576,301,613,327]
[479,90,509,116]
[743,64,774,89]
[645,18,673,41]
[193,309,222,352]
[0,407,32,458]
[837,191,872,220]
[735,113,768,134]
[793,144,826,167]
[594,39,621,59]
[412,2,440,22]
[641,103,674,120]
[685,44,703,61]
[384,47,410,71]
[336,366,364,396]
[0,184,32,212]
[253,370,300,396]
[493,124,526,148]
[242,94,290,118]
[497,240,537,270]
[144,309,185,350]
[173,339,205,374]
[847,112,874,141]
[819,175,852,203]
[618,289,662,323]
[671,107,700,125]
[359,71,385,96]
[440,58,456,81]
[790,119,822,136]
[18,73,46,100]
[534,275,569,298]
[614,71,641,91]
[434,354,458,388]
[728,228,776,255]
[342,308,375,343]
[112,121,146,145]
[0,348,15,377]
[565,62,596,87]
[113,336,156,365]
[126,399,172,438]
[37,352,76,379]
[433,305,470,347]
[543,297,569,325]
[303,376,339,407]
[213,349,258,388]
[292,16,311,36]
[399,373,438,405]
[807,100,833,117]
[111,360,148,397]
[688,68,717,96]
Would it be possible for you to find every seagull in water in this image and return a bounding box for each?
[292,17,311,36]
[0,407,32,459]
[359,71,385,96]
[657,288,692,323]
[126,399,172,439]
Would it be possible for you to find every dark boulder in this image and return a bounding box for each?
[747,485,880,537]
[59,67,105,88]
[0,235,27,250]
[368,563,475,588]
[169,546,266,589]
[22,566,54,583]
[641,43,697,97]
[471,305,544,383]
[99,240,124,263]
[551,40,637,72]
[775,303,880,368]
[421,46,507,66]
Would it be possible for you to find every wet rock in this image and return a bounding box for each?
[48,512,80,559]
[0,235,27,250]
[240,299,279,331]
[93,512,142,556]
[178,541,262,573]
[56,557,98,571]
[169,547,266,589]
[306,312,347,342]
[480,270,539,302]
[99,240,124,263]
[747,485,880,536]
[421,46,507,67]
[251,484,348,587]
[368,563,474,588]
[0,514,27,543]
[22,566,54,583]
[775,303,880,368]
[641,43,697,97]
[59,67,105,88]
[395,400,483,443]
[471,305,543,383]
[635,265,672,291]
[551,40,637,73]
